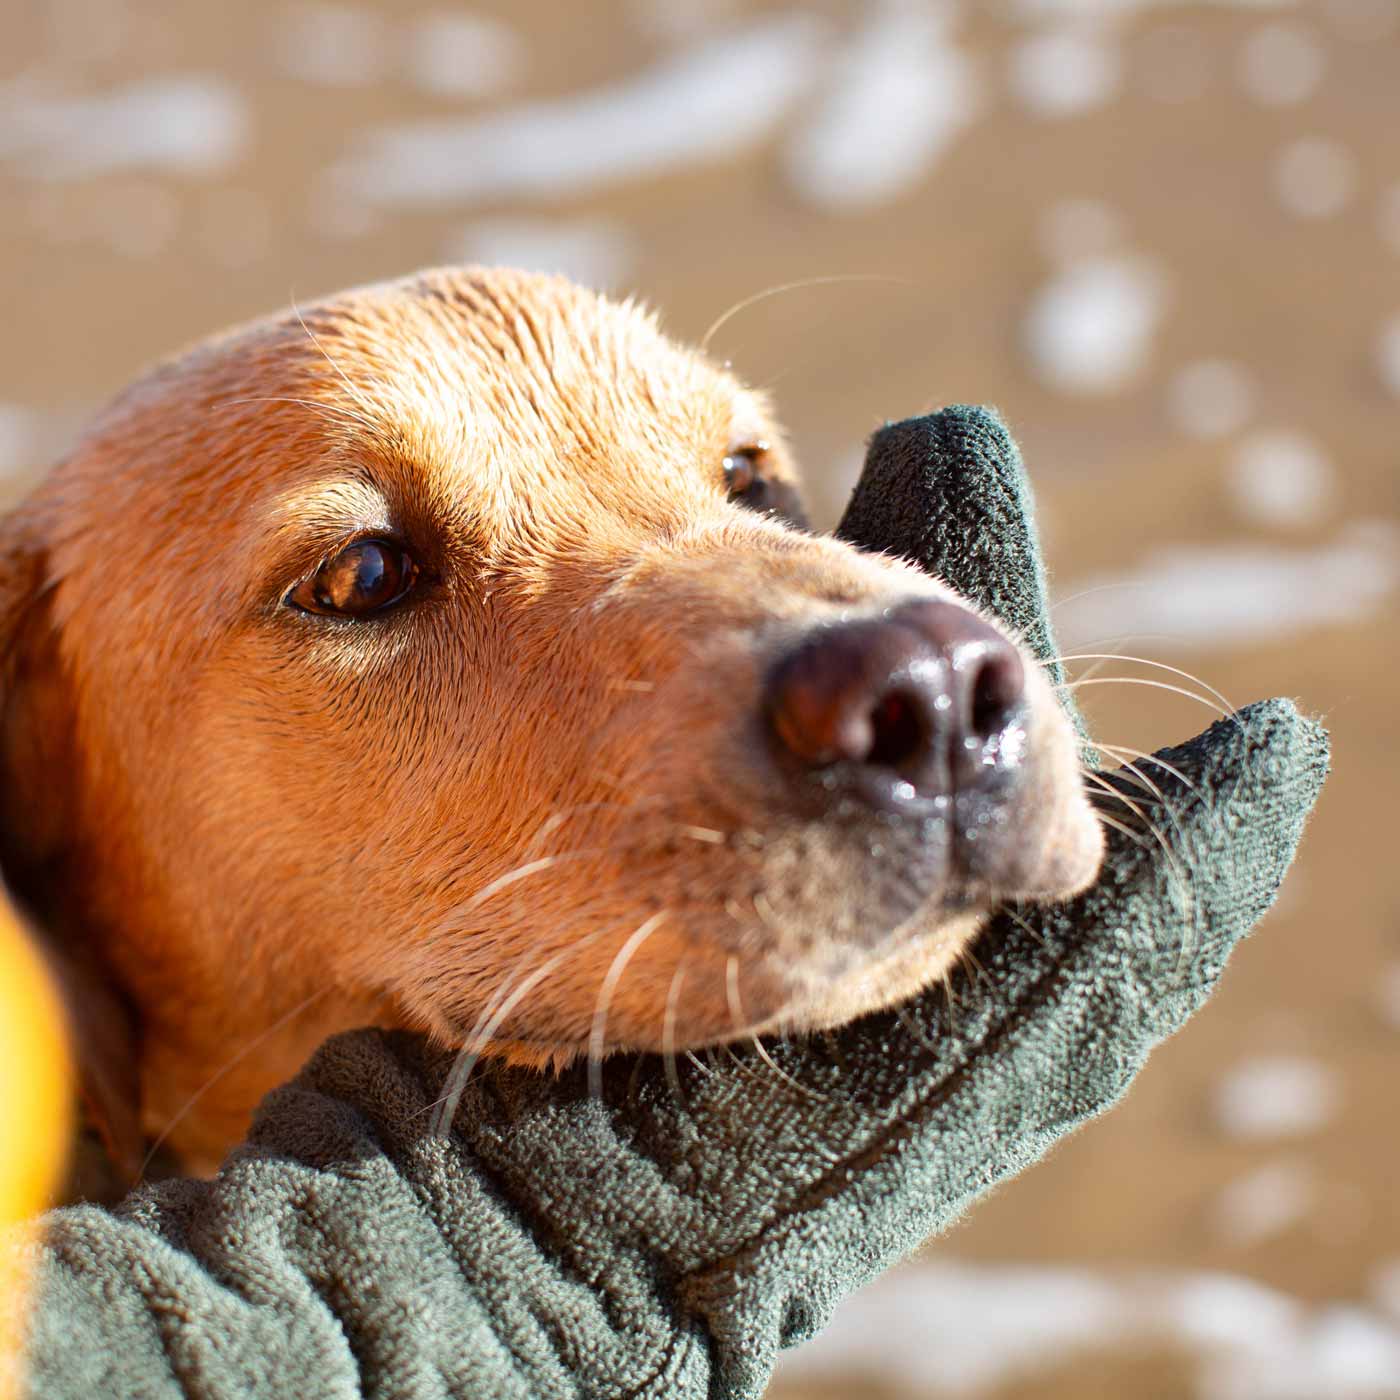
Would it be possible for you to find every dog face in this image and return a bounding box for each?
[0,267,1103,1168]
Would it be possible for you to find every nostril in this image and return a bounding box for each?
[866,688,929,768]
[967,645,1026,741]
[766,623,939,773]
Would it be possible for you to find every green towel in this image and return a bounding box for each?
[17,407,1329,1400]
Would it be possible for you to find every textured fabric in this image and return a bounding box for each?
[17,406,1329,1400]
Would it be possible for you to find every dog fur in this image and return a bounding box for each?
[0,268,1103,1174]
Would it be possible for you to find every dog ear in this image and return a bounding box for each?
[0,508,144,1192]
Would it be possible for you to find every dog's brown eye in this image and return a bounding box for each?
[724,445,810,529]
[724,446,768,504]
[288,539,419,618]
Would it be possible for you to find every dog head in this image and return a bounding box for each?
[0,267,1103,1166]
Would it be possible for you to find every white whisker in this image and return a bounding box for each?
[463,852,592,910]
[426,949,574,1136]
[677,826,726,844]
[1096,741,1207,806]
[1058,675,1237,726]
[998,902,1051,954]
[587,911,668,1101]
[291,297,380,422]
[725,954,744,1035]
[662,961,688,1102]
[750,1033,831,1105]
[1054,653,1237,721]
[701,273,905,353]
[895,1003,942,1055]
[218,395,378,433]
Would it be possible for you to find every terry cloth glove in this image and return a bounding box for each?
[17,406,1329,1400]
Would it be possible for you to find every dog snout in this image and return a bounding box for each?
[764,599,1027,802]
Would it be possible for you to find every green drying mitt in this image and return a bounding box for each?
[18,407,1328,1400]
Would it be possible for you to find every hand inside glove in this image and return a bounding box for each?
[22,407,1328,1400]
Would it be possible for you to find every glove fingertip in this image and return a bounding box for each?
[1091,697,1330,970]
[836,404,1091,751]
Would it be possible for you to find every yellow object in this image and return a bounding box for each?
[0,896,71,1399]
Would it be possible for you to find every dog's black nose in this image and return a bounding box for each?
[765,599,1026,798]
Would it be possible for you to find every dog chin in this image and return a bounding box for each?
[751,908,988,1038]
[745,820,1105,1036]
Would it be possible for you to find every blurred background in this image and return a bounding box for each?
[2,0,1398,1394]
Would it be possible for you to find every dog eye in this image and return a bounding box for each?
[724,445,810,529]
[724,445,770,507]
[288,538,419,618]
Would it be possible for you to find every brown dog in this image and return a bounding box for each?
[0,267,1103,1176]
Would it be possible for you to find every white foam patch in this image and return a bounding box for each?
[1238,22,1326,104]
[1274,136,1356,219]
[0,76,248,181]
[1022,255,1167,395]
[783,1,978,210]
[776,1262,1131,1395]
[0,405,38,479]
[1038,199,1127,263]
[1213,1159,1314,1248]
[1054,521,1400,651]
[1167,358,1255,439]
[1375,317,1400,397]
[274,3,387,87]
[1226,429,1334,529]
[774,1261,1400,1399]
[442,217,637,291]
[1204,1306,1400,1400]
[1010,27,1122,116]
[1213,1056,1339,1140]
[329,14,827,208]
[405,11,525,100]
[1158,1271,1303,1354]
